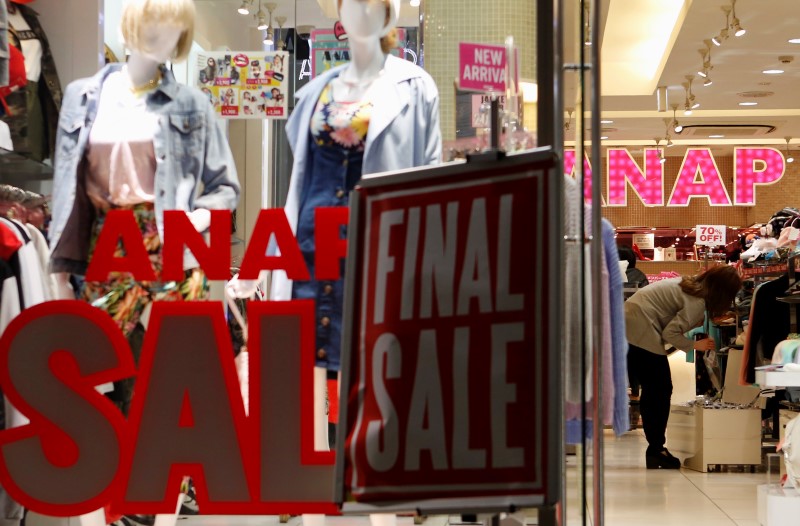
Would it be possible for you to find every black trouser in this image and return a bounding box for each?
[628,344,672,454]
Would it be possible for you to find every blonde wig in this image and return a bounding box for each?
[120,0,196,62]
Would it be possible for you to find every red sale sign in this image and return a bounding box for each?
[336,150,561,513]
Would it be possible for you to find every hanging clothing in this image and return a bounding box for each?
[1,2,62,161]
[7,8,41,82]
[602,218,630,436]
[740,275,790,384]
[291,83,372,371]
[0,216,48,526]
[0,119,11,150]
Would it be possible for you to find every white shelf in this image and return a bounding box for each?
[756,370,800,387]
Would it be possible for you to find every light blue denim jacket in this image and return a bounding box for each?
[49,64,240,274]
[271,54,442,301]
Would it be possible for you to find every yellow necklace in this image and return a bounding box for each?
[129,70,163,96]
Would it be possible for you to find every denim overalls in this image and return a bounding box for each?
[292,84,372,371]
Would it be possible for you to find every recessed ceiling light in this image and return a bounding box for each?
[709,134,725,138]
[600,136,609,140]
[739,102,758,106]
[763,69,785,75]
[601,120,613,124]
[789,38,800,44]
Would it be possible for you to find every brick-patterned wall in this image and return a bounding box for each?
[423,0,536,141]
[600,155,800,228]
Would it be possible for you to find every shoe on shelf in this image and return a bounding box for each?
[646,448,681,469]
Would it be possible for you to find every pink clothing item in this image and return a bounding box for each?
[85,137,156,210]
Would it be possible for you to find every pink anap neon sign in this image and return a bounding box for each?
[564,147,786,207]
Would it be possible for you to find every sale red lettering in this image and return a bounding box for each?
[0,300,339,516]
[85,208,347,282]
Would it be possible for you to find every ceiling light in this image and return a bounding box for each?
[410,0,421,5]
[785,137,795,164]
[600,136,609,140]
[789,38,800,44]
[709,134,725,138]
[732,19,745,37]
[763,69,785,74]
[257,12,267,30]
[237,0,251,15]
[601,120,613,124]
[739,101,758,106]
[712,6,732,46]
[703,77,713,87]
[697,43,714,79]
[670,104,682,134]
[730,0,746,37]
[683,76,698,116]
[262,3,276,46]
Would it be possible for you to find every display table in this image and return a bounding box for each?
[758,485,800,526]
[756,370,800,387]
[667,405,762,472]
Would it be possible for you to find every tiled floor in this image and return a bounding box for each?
[570,429,768,526]
[169,429,768,526]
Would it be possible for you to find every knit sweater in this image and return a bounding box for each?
[625,277,705,355]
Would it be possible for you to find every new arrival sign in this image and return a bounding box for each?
[458,42,508,93]
[336,149,562,514]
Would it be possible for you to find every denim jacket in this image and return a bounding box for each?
[50,64,240,275]
[271,54,442,301]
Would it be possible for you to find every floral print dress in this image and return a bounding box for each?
[292,82,373,372]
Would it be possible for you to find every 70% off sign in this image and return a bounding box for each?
[696,225,726,247]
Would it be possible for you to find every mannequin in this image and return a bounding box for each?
[271,0,440,492]
[48,3,239,523]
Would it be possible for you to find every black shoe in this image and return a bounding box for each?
[646,448,681,469]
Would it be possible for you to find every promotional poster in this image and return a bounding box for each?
[195,51,289,119]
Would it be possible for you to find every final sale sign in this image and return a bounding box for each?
[336,151,561,511]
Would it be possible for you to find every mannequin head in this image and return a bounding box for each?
[121,0,195,63]
[337,0,399,54]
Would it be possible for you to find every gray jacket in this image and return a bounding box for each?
[50,64,240,275]
[625,277,706,355]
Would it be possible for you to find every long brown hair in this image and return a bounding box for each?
[679,265,742,316]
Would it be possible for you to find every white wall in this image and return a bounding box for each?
[35,0,104,85]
